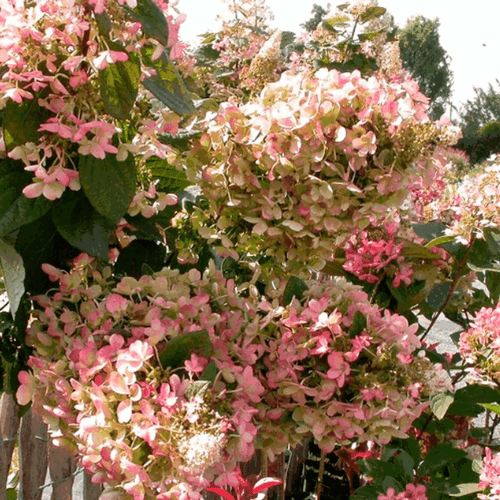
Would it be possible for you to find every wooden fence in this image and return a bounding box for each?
[0,392,102,500]
[1,390,338,500]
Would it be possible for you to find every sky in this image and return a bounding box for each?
[177,0,500,117]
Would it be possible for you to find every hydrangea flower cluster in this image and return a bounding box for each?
[479,448,500,500]
[0,0,184,200]
[459,301,500,385]
[184,66,451,273]
[16,251,439,497]
[424,163,500,243]
[377,484,428,500]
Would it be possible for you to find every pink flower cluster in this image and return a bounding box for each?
[459,301,500,384]
[258,279,429,455]
[378,484,428,500]
[479,448,500,500]
[185,66,448,273]
[424,163,500,243]
[342,219,413,287]
[0,0,184,201]
[17,252,438,497]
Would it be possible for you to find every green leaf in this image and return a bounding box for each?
[425,235,456,248]
[418,443,467,477]
[99,52,140,120]
[430,392,454,420]
[412,222,447,242]
[146,157,192,192]
[447,385,500,417]
[2,97,50,151]
[481,402,500,414]
[468,237,500,272]
[394,451,414,484]
[0,239,25,317]
[349,311,367,336]
[158,330,212,369]
[6,488,17,500]
[381,477,403,494]
[283,276,309,305]
[0,159,51,237]
[14,212,79,295]
[52,190,114,260]
[486,270,500,303]
[125,0,169,46]
[200,361,218,382]
[359,459,405,482]
[114,239,166,278]
[185,380,211,399]
[426,282,452,311]
[79,153,136,223]
[401,240,442,260]
[446,483,483,497]
[142,50,194,115]
[359,6,387,22]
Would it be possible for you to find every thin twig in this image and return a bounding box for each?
[315,451,326,500]
[421,236,476,341]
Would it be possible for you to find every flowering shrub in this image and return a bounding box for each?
[479,448,500,500]
[377,484,428,500]
[184,65,455,275]
[16,250,441,497]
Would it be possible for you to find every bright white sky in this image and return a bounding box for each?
[178,0,500,117]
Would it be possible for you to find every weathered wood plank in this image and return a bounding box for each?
[19,410,48,500]
[0,392,21,500]
[49,440,76,500]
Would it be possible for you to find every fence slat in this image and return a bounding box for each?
[83,471,103,500]
[48,440,76,500]
[0,393,21,500]
[19,409,48,500]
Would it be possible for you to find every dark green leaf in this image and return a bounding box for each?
[95,12,112,35]
[401,240,442,260]
[79,153,136,223]
[426,282,452,311]
[99,52,140,120]
[157,130,203,152]
[349,311,367,336]
[359,459,405,482]
[447,385,500,417]
[14,212,79,295]
[200,361,218,382]
[283,276,309,305]
[146,157,192,192]
[351,486,384,500]
[122,0,169,46]
[0,239,25,317]
[114,239,166,278]
[158,330,212,369]
[418,443,467,477]
[7,488,17,500]
[381,477,403,494]
[0,159,51,237]
[486,270,500,303]
[2,97,50,151]
[412,222,447,242]
[394,451,414,484]
[52,190,114,260]
[468,237,500,272]
[142,51,194,115]
[430,392,454,420]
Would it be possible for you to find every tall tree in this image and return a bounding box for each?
[398,16,453,119]
[302,3,331,32]
[458,80,500,164]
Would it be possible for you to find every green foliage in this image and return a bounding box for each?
[398,16,453,119]
[79,153,137,223]
[0,240,25,317]
[99,51,141,120]
[52,190,114,260]
[283,276,309,305]
[146,157,193,193]
[158,330,212,369]
[302,3,331,32]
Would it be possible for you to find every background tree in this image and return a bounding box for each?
[457,79,500,164]
[302,3,330,32]
[398,16,453,119]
